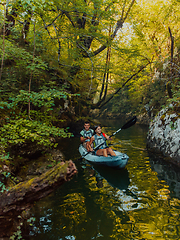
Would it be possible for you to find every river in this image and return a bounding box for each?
[24,120,180,240]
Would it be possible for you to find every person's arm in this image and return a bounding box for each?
[103,133,112,140]
[88,136,94,151]
[80,136,85,143]
[80,136,90,143]
[80,130,90,143]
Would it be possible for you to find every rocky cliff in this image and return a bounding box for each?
[147,103,180,166]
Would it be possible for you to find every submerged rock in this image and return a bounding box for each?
[147,103,180,165]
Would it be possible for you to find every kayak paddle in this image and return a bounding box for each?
[79,116,137,160]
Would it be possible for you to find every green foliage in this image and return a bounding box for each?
[0,118,73,148]
[167,82,180,103]
[0,87,77,148]
[0,38,48,98]
[0,39,47,72]
[0,171,10,193]
[1,88,68,110]
[27,217,36,226]
[170,121,177,130]
[9,225,23,240]
[0,151,11,162]
[0,181,9,193]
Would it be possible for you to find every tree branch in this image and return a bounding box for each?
[99,27,112,102]
[93,61,151,109]
[168,26,174,83]
[28,19,36,121]
[123,0,136,22]
[53,24,61,63]
[64,11,76,27]
[46,13,64,28]
[85,0,135,58]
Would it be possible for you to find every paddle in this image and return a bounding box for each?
[79,116,137,160]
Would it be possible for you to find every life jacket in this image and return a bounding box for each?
[80,129,94,142]
[94,133,108,149]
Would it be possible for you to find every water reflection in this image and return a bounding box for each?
[87,164,130,190]
[149,153,180,198]
[25,122,180,240]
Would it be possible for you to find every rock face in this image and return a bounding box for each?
[147,105,180,165]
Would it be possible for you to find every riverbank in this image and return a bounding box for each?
[0,145,77,239]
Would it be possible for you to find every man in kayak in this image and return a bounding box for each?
[80,121,94,151]
[89,125,116,157]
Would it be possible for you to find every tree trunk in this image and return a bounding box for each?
[167,27,174,98]
[5,3,17,36]
[99,47,111,102]
[168,27,174,82]
[0,160,77,238]
[93,61,151,109]
[0,3,6,82]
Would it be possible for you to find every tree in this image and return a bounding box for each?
[101,0,180,115]
[38,0,136,58]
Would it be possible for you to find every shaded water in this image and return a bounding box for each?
[25,120,180,240]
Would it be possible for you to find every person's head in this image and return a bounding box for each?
[94,125,102,134]
[84,121,90,131]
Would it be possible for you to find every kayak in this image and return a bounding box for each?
[79,144,129,169]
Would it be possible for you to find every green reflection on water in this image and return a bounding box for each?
[26,121,180,240]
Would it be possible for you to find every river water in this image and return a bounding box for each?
[25,120,180,240]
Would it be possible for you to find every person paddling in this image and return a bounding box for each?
[89,125,116,157]
[80,121,94,151]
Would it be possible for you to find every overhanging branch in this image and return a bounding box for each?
[93,61,151,109]
[85,0,136,58]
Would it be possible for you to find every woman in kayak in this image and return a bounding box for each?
[89,125,116,157]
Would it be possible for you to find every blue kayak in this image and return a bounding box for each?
[79,144,129,169]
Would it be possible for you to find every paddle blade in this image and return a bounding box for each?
[121,116,137,130]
